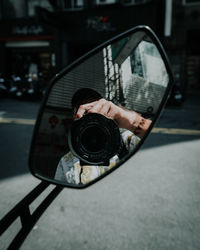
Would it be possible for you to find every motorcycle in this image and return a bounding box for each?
[8,75,26,99]
[0,74,9,98]
[167,73,184,106]
[24,73,43,101]
[0,25,174,249]
[7,73,45,101]
[168,84,184,106]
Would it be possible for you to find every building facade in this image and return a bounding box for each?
[0,0,199,96]
[164,0,200,95]
[0,1,56,87]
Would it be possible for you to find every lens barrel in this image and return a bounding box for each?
[68,113,122,165]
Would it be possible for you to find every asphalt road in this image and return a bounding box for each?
[0,96,200,250]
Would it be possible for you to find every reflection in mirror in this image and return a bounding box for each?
[30,30,170,187]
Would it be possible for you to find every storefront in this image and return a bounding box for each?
[0,0,164,96]
[0,20,58,99]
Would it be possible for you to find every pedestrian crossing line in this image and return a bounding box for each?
[0,117,200,136]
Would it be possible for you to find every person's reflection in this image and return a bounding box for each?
[54,88,152,184]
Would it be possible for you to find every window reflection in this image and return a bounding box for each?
[3,0,26,18]
[28,0,53,17]
[103,36,169,118]
[2,0,53,18]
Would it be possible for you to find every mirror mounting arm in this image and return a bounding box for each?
[0,181,63,249]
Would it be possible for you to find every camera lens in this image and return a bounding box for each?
[68,113,121,165]
[81,126,106,152]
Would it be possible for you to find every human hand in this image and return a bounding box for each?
[74,98,142,133]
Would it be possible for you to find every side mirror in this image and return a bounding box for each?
[29,25,173,188]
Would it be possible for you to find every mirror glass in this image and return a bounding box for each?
[30,29,170,187]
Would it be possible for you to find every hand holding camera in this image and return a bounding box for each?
[74,98,149,138]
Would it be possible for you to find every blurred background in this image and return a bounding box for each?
[0,0,199,100]
[1,1,200,250]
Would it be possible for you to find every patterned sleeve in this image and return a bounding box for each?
[54,152,81,184]
[54,157,66,182]
[54,131,140,184]
[121,130,140,151]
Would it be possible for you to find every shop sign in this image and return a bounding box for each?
[12,25,44,36]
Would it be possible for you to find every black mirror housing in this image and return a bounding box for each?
[29,25,174,188]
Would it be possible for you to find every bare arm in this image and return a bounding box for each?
[74,98,152,139]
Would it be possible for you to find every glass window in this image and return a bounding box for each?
[28,0,53,17]
[64,0,85,9]
[96,0,116,4]
[3,0,26,18]
[75,0,85,7]
[121,0,152,5]
[183,0,200,4]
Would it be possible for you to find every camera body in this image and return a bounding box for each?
[68,113,124,166]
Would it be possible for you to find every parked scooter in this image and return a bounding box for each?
[8,73,46,101]
[25,73,46,100]
[8,75,25,99]
[167,84,184,106]
[24,74,38,100]
[167,73,184,106]
[0,73,9,97]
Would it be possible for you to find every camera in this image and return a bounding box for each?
[68,113,126,166]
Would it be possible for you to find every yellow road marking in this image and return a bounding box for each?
[0,117,35,125]
[152,127,200,135]
[0,117,200,136]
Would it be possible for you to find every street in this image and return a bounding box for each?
[0,96,200,250]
